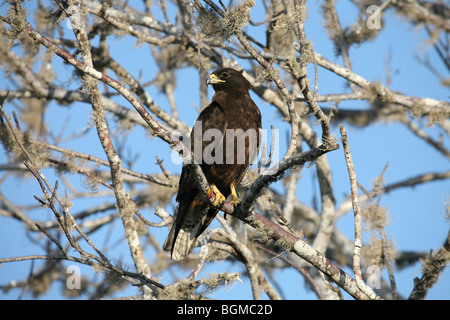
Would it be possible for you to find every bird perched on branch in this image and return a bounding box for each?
[163,67,262,260]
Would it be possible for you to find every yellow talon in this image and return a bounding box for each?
[209,185,226,207]
[230,186,241,206]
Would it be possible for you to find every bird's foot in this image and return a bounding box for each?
[230,186,241,207]
[209,185,226,207]
[230,194,241,206]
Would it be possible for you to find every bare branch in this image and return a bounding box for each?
[340,125,380,300]
[408,228,450,300]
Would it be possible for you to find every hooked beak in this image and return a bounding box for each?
[207,73,225,85]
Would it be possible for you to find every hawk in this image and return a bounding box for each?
[163,67,262,260]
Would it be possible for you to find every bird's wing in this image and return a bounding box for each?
[163,101,228,260]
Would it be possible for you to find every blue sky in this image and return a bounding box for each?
[0,1,448,300]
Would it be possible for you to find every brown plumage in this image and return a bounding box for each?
[163,68,262,260]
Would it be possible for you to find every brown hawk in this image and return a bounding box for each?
[163,67,262,260]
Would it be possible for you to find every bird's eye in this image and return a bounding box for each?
[221,72,230,79]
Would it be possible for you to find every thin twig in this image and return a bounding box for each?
[339,124,380,300]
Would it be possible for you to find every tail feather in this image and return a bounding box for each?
[163,219,203,261]
[163,204,219,261]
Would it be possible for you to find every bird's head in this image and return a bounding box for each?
[207,68,252,92]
